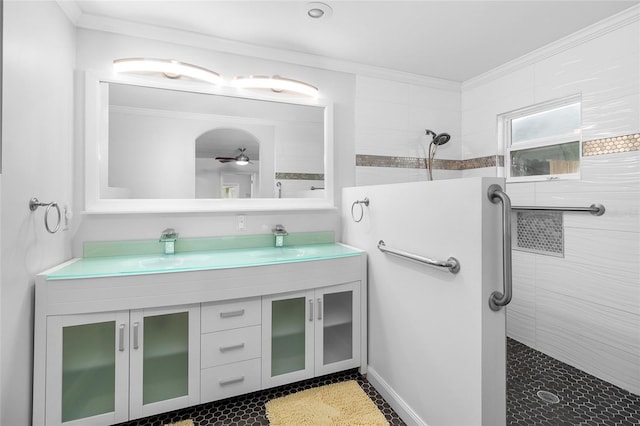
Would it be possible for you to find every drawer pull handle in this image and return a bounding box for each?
[220,309,245,318]
[219,343,245,352]
[219,376,245,386]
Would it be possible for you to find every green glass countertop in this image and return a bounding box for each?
[46,243,363,280]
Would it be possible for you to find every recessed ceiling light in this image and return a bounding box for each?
[306,2,332,19]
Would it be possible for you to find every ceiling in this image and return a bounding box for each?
[72,1,639,82]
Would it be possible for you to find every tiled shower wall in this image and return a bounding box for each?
[354,76,462,185]
[506,150,640,395]
[461,12,639,394]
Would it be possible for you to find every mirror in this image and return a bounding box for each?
[85,73,333,213]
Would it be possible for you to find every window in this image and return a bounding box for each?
[500,96,581,182]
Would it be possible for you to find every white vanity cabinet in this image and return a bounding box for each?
[33,249,366,426]
[262,282,361,388]
[43,305,200,426]
[200,297,262,402]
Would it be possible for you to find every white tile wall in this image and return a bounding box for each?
[536,289,640,393]
[462,66,535,159]
[355,76,461,186]
[464,18,640,395]
[461,166,497,179]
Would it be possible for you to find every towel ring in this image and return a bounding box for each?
[29,197,61,234]
[351,197,370,222]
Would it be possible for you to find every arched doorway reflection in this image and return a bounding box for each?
[195,128,260,199]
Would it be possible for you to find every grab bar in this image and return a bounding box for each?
[512,204,605,216]
[377,240,460,274]
[488,184,513,311]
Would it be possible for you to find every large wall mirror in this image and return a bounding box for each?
[85,73,334,213]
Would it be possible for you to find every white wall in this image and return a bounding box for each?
[355,76,462,185]
[343,178,506,426]
[1,1,76,423]
[73,28,355,255]
[461,13,640,394]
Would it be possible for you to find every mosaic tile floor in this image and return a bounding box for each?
[507,337,640,426]
[115,369,405,426]
[115,339,640,425]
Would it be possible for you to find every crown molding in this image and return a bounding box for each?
[462,4,640,90]
[56,0,82,25]
[71,10,460,92]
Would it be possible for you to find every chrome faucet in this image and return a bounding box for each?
[159,228,178,254]
[272,224,288,247]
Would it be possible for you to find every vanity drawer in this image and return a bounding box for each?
[201,325,261,368]
[201,358,261,402]
[202,297,261,333]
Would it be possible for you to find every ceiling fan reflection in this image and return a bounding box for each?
[215,148,253,165]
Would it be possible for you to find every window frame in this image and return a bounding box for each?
[500,95,582,183]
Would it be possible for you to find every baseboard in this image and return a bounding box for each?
[366,367,428,426]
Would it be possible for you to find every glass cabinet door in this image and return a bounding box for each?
[262,290,314,388]
[315,282,361,375]
[129,304,200,420]
[46,312,129,426]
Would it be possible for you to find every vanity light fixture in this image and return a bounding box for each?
[306,2,332,19]
[232,75,319,98]
[113,58,224,85]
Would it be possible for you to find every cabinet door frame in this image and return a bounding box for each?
[314,281,361,376]
[261,290,315,388]
[45,311,130,426]
[129,304,201,420]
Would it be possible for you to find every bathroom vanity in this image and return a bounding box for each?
[32,243,366,426]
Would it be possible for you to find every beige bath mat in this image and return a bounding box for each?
[164,420,193,426]
[265,380,389,425]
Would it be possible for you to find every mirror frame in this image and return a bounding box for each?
[84,71,334,213]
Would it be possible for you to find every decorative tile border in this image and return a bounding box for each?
[356,154,503,170]
[356,132,639,171]
[582,133,640,156]
[275,172,324,180]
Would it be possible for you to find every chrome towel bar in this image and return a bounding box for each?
[488,184,513,311]
[377,240,460,274]
[512,204,605,216]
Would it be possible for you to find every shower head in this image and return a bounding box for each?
[425,129,451,146]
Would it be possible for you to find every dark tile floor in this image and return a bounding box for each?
[116,339,640,425]
[507,337,640,426]
[115,369,404,426]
